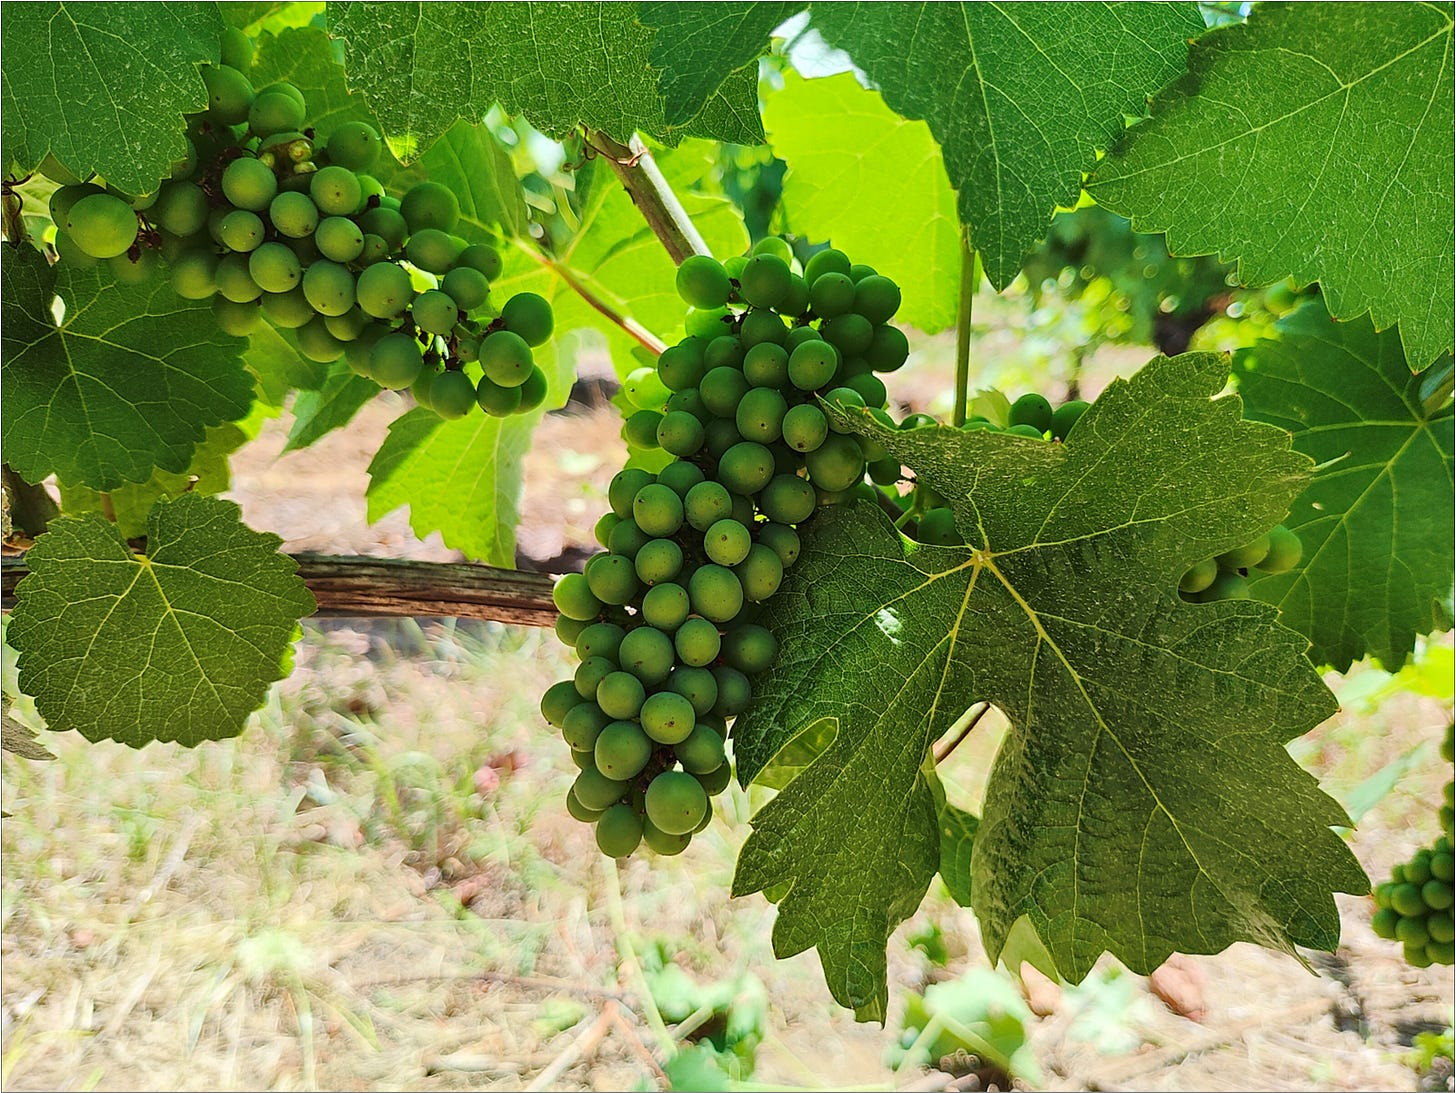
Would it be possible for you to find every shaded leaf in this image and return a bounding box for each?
[284,359,379,453]
[733,353,1365,1019]
[9,494,315,747]
[1236,304,1455,670]
[1091,2,1455,367]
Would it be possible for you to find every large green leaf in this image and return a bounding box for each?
[244,321,328,408]
[733,353,1365,1020]
[639,2,1203,288]
[1090,3,1455,368]
[763,71,961,333]
[1,2,221,194]
[1236,305,1455,671]
[326,1,762,161]
[643,1,800,124]
[388,119,529,240]
[1,244,254,492]
[283,359,380,453]
[9,494,315,747]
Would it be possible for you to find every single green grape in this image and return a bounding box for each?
[853,275,901,324]
[249,90,306,137]
[268,191,319,239]
[248,242,302,293]
[441,266,489,312]
[821,313,873,357]
[805,434,865,492]
[1217,533,1271,571]
[642,582,691,631]
[738,253,791,310]
[405,228,464,274]
[788,340,838,391]
[295,317,347,363]
[64,193,138,259]
[633,484,685,537]
[1050,399,1090,441]
[261,286,314,328]
[516,366,549,413]
[1009,393,1053,434]
[735,543,784,602]
[722,624,777,675]
[562,703,610,753]
[169,250,219,300]
[676,254,732,309]
[302,260,356,316]
[759,475,816,525]
[740,308,788,348]
[400,181,460,233]
[1257,525,1303,574]
[634,538,683,585]
[411,289,459,336]
[717,442,775,496]
[573,768,629,812]
[325,121,382,171]
[684,481,733,532]
[674,618,721,668]
[757,523,801,567]
[804,247,851,284]
[429,369,478,420]
[645,771,708,835]
[220,26,255,70]
[310,165,362,216]
[480,331,534,388]
[213,296,262,336]
[358,205,407,249]
[222,156,278,212]
[618,626,676,685]
[674,724,726,775]
[369,332,424,389]
[456,243,503,280]
[356,262,413,319]
[585,552,641,606]
[625,410,664,450]
[151,181,209,236]
[1179,558,1219,595]
[202,64,255,125]
[866,324,910,372]
[688,564,743,624]
[476,376,524,416]
[594,721,654,781]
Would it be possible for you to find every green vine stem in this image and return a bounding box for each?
[952,231,982,428]
[516,240,669,356]
[585,130,711,265]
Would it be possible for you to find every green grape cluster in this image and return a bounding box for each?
[43,26,553,422]
[1370,724,1455,968]
[887,392,1092,545]
[539,237,911,858]
[1177,523,1302,603]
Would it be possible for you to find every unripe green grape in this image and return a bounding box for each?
[216,209,262,253]
[1049,399,1090,441]
[866,324,910,372]
[563,703,610,753]
[788,340,838,391]
[676,254,732,308]
[703,518,752,566]
[735,387,789,445]
[205,206,231,248]
[1397,916,1431,947]
[517,366,550,414]
[667,666,720,716]
[309,165,362,216]
[408,289,457,335]
[220,26,254,71]
[853,275,901,324]
[1180,558,1219,595]
[361,232,391,264]
[757,523,801,568]
[821,312,874,357]
[703,335,744,372]
[356,261,413,319]
[494,291,552,347]
[212,253,259,302]
[657,341,706,391]
[749,236,792,263]
[456,243,503,280]
[810,271,855,318]
[49,183,104,226]
[704,418,740,460]
[213,296,261,336]
[845,372,888,409]
[169,249,218,299]
[619,626,676,686]
[637,582,688,633]
[1423,878,1454,910]
[370,332,424,389]
[722,624,777,675]
[219,156,276,212]
[479,330,534,388]
[542,679,585,727]
[685,306,731,340]
[675,724,726,775]
[1006,392,1052,434]
[1004,423,1043,439]
[643,819,692,856]
[468,375,518,417]
[654,411,704,457]
[696,764,733,797]
[684,481,732,531]
[428,369,477,420]
[64,193,138,259]
[699,367,749,419]
[689,564,743,624]
[249,90,306,137]
[632,483,684,537]
[574,655,617,701]
[609,469,654,519]
[735,543,784,602]
[916,507,961,546]
[308,216,361,263]
[867,457,902,486]
[585,552,640,606]
[780,403,828,454]
[1371,906,1400,939]
[623,366,670,412]
[1408,852,1434,885]
[566,789,605,824]
[718,442,775,495]
[295,316,348,362]
[400,181,460,233]
[645,771,707,835]
[759,474,816,525]
[742,343,790,388]
[573,767,629,812]
[576,622,626,663]
[1218,533,1271,571]
[1257,525,1303,573]
[806,434,865,491]
[624,410,663,449]
[324,120,382,171]
[202,64,255,125]
[302,260,356,316]
[152,180,209,236]
[594,720,654,781]
[411,365,439,411]
[740,307,788,348]
[609,518,651,559]
[324,307,370,342]
[781,274,811,318]
[659,461,708,500]
[711,666,753,717]
[402,227,462,274]
[804,246,851,284]
[738,253,791,309]
[358,205,406,249]
[267,191,318,239]
[261,287,314,328]
[553,572,602,624]
[593,513,622,550]
[438,266,488,313]
[1195,571,1249,602]
[1429,912,1456,944]
[674,617,721,667]
[343,325,384,377]
[246,241,301,293]
[1433,850,1454,882]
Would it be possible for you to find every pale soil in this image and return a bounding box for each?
[3,326,1451,1092]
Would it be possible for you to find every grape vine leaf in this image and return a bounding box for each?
[283,359,380,453]
[388,119,528,240]
[1,2,221,194]
[733,353,1366,1019]
[244,321,329,408]
[326,1,762,163]
[8,494,315,747]
[639,2,1204,289]
[1,244,255,492]
[57,421,250,539]
[1236,304,1455,672]
[763,71,961,333]
[1090,2,1456,369]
